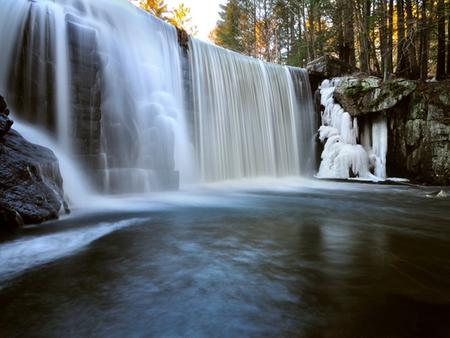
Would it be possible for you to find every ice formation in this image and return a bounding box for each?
[316,79,387,181]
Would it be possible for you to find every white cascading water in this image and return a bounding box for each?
[189,40,315,183]
[0,0,317,205]
[316,79,388,181]
[0,0,193,196]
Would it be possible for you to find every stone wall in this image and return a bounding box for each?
[329,75,450,185]
[387,81,450,185]
[178,28,195,146]
[67,18,104,188]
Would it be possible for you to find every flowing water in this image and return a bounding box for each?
[0,0,192,192]
[0,0,316,193]
[189,41,315,182]
[1,181,449,337]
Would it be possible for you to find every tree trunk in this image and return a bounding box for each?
[406,0,419,78]
[396,0,409,76]
[344,1,355,68]
[358,0,372,73]
[387,0,394,74]
[436,0,446,79]
[419,0,428,80]
[379,0,388,80]
[447,1,450,75]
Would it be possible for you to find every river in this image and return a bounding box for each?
[1,180,449,337]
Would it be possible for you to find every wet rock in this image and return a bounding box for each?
[426,190,447,198]
[307,55,353,78]
[0,127,68,231]
[0,112,14,138]
[0,95,13,138]
[0,95,7,112]
[0,202,25,232]
[386,81,450,185]
[334,75,417,116]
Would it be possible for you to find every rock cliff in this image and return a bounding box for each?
[330,76,450,185]
[0,95,68,232]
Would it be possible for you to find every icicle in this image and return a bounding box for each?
[316,79,388,181]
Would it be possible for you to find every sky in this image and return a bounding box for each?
[130,0,225,42]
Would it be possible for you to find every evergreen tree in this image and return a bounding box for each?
[209,0,449,80]
[211,0,244,53]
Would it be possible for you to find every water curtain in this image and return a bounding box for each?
[0,0,316,194]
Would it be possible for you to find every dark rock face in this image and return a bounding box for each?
[326,75,450,185]
[0,108,68,231]
[307,55,353,78]
[387,81,450,185]
[1,95,13,138]
[67,19,102,176]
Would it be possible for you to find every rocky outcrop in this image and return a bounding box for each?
[0,97,13,138]
[307,55,353,93]
[327,75,450,185]
[333,75,417,116]
[0,96,68,232]
[387,81,450,185]
[307,55,353,78]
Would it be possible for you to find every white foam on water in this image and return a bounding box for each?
[0,217,144,289]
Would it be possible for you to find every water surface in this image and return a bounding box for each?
[1,181,449,337]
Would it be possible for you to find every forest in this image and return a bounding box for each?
[140,0,450,80]
[209,0,450,81]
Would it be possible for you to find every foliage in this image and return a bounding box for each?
[139,0,171,21]
[209,0,450,80]
[171,3,198,36]
[139,0,198,36]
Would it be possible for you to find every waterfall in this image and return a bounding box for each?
[316,79,387,181]
[189,40,316,183]
[0,0,317,199]
[0,0,192,194]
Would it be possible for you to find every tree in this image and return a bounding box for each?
[210,0,244,53]
[140,0,197,36]
[436,0,446,79]
[140,0,171,21]
[378,0,390,79]
[171,3,198,36]
[396,0,409,76]
[447,1,450,76]
[209,0,449,80]
[405,0,419,79]
[419,0,429,80]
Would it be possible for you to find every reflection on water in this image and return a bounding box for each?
[1,182,450,337]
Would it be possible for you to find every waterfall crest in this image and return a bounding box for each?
[0,0,192,194]
[0,0,317,197]
[189,40,316,183]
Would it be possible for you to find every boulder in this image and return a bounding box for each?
[334,75,417,116]
[0,121,68,232]
[0,94,7,113]
[0,112,13,138]
[0,94,13,138]
[426,190,447,198]
[306,55,353,78]
[386,81,450,185]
